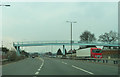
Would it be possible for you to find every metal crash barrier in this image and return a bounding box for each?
[59,56,119,65]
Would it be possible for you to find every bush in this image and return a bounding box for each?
[7,51,26,61]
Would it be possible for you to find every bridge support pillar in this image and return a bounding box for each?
[16,46,20,56]
[63,45,65,56]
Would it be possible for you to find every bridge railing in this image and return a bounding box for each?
[13,41,120,46]
[14,40,76,45]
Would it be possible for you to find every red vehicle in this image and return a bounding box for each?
[76,47,102,58]
[91,48,102,58]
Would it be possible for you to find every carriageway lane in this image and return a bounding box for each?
[38,57,89,75]
[2,58,43,75]
[2,57,89,75]
[2,57,118,75]
[53,58,118,75]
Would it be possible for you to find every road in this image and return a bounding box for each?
[2,57,118,76]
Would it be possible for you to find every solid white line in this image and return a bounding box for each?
[35,72,39,75]
[72,65,94,75]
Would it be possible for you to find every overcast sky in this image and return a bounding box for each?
[1,2,118,53]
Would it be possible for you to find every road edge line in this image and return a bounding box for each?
[72,65,94,75]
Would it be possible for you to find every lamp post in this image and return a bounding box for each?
[66,21,77,52]
[2,41,3,48]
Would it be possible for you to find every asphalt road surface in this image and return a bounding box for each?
[2,57,118,75]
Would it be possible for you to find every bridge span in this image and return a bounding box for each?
[13,40,120,56]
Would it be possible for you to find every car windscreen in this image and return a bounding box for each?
[92,49,102,53]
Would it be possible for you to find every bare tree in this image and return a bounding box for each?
[80,30,96,43]
[98,30,118,44]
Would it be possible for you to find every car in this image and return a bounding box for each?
[52,56,56,58]
[32,56,35,58]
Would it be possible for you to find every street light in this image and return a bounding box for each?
[2,41,3,48]
[66,21,77,52]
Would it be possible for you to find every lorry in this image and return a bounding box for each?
[76,47,102,58]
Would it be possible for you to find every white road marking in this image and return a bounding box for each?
[72,65,94,75]
[35,72,39,75]
[39,66,42,69]
[38,58,44,70]
[38,69,40,71]
[62,62,67,64]
[35,58,44,75]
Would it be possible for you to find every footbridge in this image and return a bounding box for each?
[13,40,120,56]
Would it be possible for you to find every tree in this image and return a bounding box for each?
[45,52,52,55]
[7,51,17,61]
[57,48,63,55]
[98,31,118,44]
[21,50,29,57]
[80,30,96,43]
[2,47,9,54]
[48,52,52,55]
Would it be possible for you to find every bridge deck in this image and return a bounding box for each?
[13,41,120,47]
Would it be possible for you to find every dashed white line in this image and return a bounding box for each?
[35,72,39,75]
[64,63,67,64]
[39,66,42,69]
[62,61,67,64]
[35,58,44,75]
[72,65,94,75]
[38,58,44,70]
